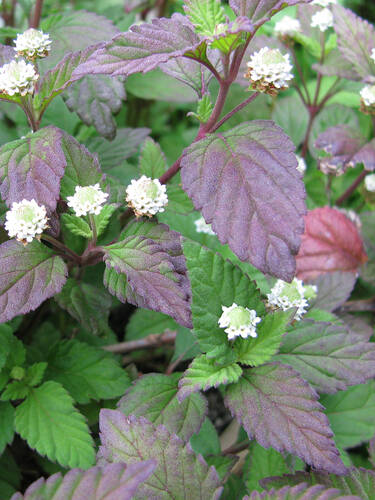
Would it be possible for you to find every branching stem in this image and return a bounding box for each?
[103,330,177,354]
[30,0,44,28]
[335,169,367,206]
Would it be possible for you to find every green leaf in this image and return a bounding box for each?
[0,450,21,499]
[321,381,375,449]
[178,354,242,401]
[24,362,48,387]
[139,138,167,178]
[272,95,309,148]
[118,373,206,441]
[45,339,130,404]
[0,401,15,454]
[184,0,227,38]
[183,239,264,363]
[55,279,112,336]
[234,311,292,367]
[61,213,92,238]
[94,204,118,238]
[166,184,194,214]
[190,417,221,457]
[1,381,30,401]
[189,94,214,123]
[14,381,95,469]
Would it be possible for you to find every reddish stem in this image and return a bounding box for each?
[335,170,367,206]
[30,0,44,28]
[211,92,260,133]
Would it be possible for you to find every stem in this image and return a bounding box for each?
[293,84,308,106]
[185,56,222,84]
[41,234,81,263]
[301,111,316,158]
[159,157,183,185]
[211,92,260,133]
[291,47,311,106]
[335,169,367,206]
[89,214,97,247]
[201,81,231,133]
[30,0,44,28]
[103,330,177,354]
[222,440,251,456]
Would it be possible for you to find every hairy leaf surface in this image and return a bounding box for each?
[230,0,311,27]
[244,483,360,499]
[139,138,167,178]
[309,272,357,312]
[184,0,227,37]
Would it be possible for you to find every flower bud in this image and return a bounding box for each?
[126,175,168,217]
[267,278,317,321]
[311,8,334,32]
[0,59,38,96]
[5,199,48,244]
[218,303,261,340]
[15,29,52,60]
[67,184,109,217]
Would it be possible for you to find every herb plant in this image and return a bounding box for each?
[1,0,375,498]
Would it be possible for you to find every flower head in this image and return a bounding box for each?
[126,175,168,217]
[15,29,51,60]
[274,16,301,38]
[312,0,336,6]
[311,8,334,32]
[5,199,48,243]
[365,174,375,192]
[360,85,375,112]
[267,278,317,321]
[245,47,293,95]
[0,59,38,96]
[67,184,108,217]
[218,303,261,340]
[194,216,215,236]
[296,156,306,174]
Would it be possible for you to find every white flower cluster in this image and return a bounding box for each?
[5,199,48,243]
[274,16,301,37]
[0,59,38,96]
[360,85,375,107]
[67,184,108,217]
[296,156,306,174]
[365,174,375,192]
[126,175,168,217]
[267,278,317,321]
[312,0,336,6]
[311,8,334,31]
[246,47,293,94]
[194,216,215,236]
[15,29,51,59]
[371,49,375,63]
[218,303,261,341]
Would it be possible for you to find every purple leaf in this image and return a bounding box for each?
[309,272,357,312]
[73,14,206,78]
[273,319,375,394]
[230,0,312,28]
[117,373,207,441]
[98,410,223,499]
[64,75,126,140]
[313,49,360,81]
[338,314,374,341]
[181,121,306,281]
[0,126,66,210]
[224,363,346,474]
[11,462,156,500]
[333,4,375,82]
[0,44,16,65]
[245,483,360,499]
[0,240,67,323]
[161,57,214,98]
[103,230,191,327]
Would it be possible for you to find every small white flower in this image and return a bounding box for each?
[194,216,215,236]
[15,28,51,59]
[0,59,38,96]
[126,175,168,217]
[218,303,261,340]
[246,47,293,93]
[67,184,108,217]
[360,85,375,107]
[296,156,306,174]
[312,0,336,7]
[267,278,317,321]
[274,16,301,37]
[365,174,375,192]
[5,199,48,243]
[311,8,334,32]
[371,49,375,63]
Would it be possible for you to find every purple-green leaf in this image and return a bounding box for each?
[73,14,206,78]
[273,319,375,394]
[230,0,312,28]
[224,363,346,474]
[181,121,306,280]
[0,126,66,210]
[0,44,15,65]
[245,483,360,499]
[309,272,357,312]
[161,57,214,98]
[11,462,156,500]
[0,240,67,323]
[98,410,223,499]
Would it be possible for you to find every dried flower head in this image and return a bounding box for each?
[67,184,109,217]
[218,303,261,340]
[267,278,317,321]
[15,29,52,60]
[245,47,293,96]
[274,16,301,38]
[5,199,48,243]
[311,8,334,31]
[126,175,168,217]
[194,216,215,236]
[0,59,38,96]
[365,174,375,192]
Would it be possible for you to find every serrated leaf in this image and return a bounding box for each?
[64,75,126,140]
[55,279,112,335]
[25,362,47,387]
[139,138,167,178]
[194,94,213,123]
[0,401,15,454]
[118,373,207,441]
[224,363,346,474]
[183,239,264,363]
[44,339,130,404]
[321,382,375,450]
[273,319,375,394]
[94,204,118,238]
[73,14,206,78]
[272,95,309,148]
[181,121,306,281]
[0,240,67,323]
[161,57,214,98]
[310,272,357,313]
[234,311,292,367]
[61,213,92,238]
[0,126,66,210]
[11,461,156,500]
[244,483,359,499]
[103,231,191,327]
[0,450,21,499]
[190,417,221,457]
[14,381,95,469]
[1,381,30,402]
[230,0,311,27]
[166,184,194,214]
[98,410,223,499]
[184,0,226,38]
[178,355,242,401]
